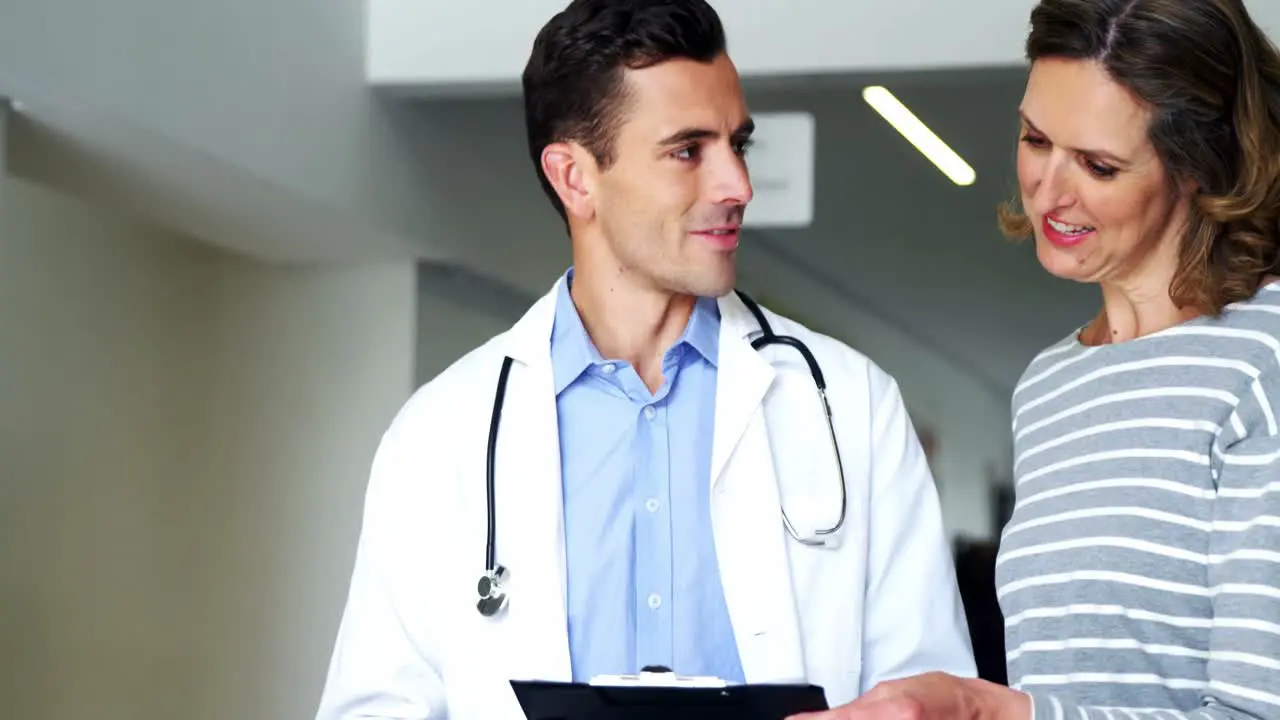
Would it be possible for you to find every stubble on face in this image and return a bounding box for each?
[584,53,754,300]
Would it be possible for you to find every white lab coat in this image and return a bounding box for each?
[315,279,976,720]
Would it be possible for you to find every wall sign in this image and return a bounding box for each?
[743,111,816,229]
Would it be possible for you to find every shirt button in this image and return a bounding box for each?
[602,363,616,374]
[648,593,662,610]
[643,406,656,420]
[645,498,660,512]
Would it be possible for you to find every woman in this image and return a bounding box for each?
[792,1,1280,719]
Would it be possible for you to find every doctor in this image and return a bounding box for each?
[314,1,974,718]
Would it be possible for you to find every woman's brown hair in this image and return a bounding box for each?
[998,0,1280,315]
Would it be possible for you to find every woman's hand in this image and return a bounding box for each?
[786,671,1031,720]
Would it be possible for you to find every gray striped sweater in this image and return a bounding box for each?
[997,282,1280,720]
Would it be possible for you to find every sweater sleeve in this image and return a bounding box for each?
[1026,375,1280,720]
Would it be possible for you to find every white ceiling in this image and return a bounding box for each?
[743,66,1097,395]
[4,62,1097,400]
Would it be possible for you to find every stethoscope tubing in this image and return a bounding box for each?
[476,289,847,616]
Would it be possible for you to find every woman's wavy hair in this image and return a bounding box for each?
[998,0,1280,314]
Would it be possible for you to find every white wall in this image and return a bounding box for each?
[416,293,511,384]
[415,264,528,386]
[0,171,221,720]
[195,255,417,720]
[0,174,417,720]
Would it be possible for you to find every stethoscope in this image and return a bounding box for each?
[476,289,848,618]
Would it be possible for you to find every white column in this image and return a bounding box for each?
[0,96,9,178]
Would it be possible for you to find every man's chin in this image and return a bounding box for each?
[686,275,737,299]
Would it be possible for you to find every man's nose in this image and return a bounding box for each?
[711,151,753,206]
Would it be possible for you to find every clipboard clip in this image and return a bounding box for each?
[588,668,729,688]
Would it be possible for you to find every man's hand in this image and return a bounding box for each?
[786,671,1031,720]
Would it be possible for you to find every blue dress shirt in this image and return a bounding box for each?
[550,268,745,684]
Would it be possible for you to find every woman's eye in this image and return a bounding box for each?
[1085,159,1118,178]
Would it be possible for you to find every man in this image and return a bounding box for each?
[314,2,975,718]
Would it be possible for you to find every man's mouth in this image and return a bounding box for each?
[692,225,741,249]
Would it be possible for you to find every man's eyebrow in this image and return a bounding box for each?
[658,127,717,146]
[657,118,755,147]
[1018,109,1132,166]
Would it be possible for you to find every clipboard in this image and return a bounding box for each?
[510,673,828,719]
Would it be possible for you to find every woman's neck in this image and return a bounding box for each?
[1083,258,1195,346]
[1081,292,1198,345]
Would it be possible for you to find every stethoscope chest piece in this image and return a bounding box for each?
[476,564,510,617]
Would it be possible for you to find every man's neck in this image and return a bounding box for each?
[569,268,696,393]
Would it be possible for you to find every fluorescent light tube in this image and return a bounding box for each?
[862,85,976,186]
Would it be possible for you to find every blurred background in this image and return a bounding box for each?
[3,1,1276,718]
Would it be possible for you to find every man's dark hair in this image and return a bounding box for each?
[522,0,728,223]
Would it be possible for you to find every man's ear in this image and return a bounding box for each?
[541,141,596,220]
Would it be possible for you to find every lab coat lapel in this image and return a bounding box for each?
[711,293,808,683]
[492,281,572,683]
[710,296,774,486]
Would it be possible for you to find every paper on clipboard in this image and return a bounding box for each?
[588,670,729,688]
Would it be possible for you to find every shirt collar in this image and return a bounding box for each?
[550,267,720,395]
